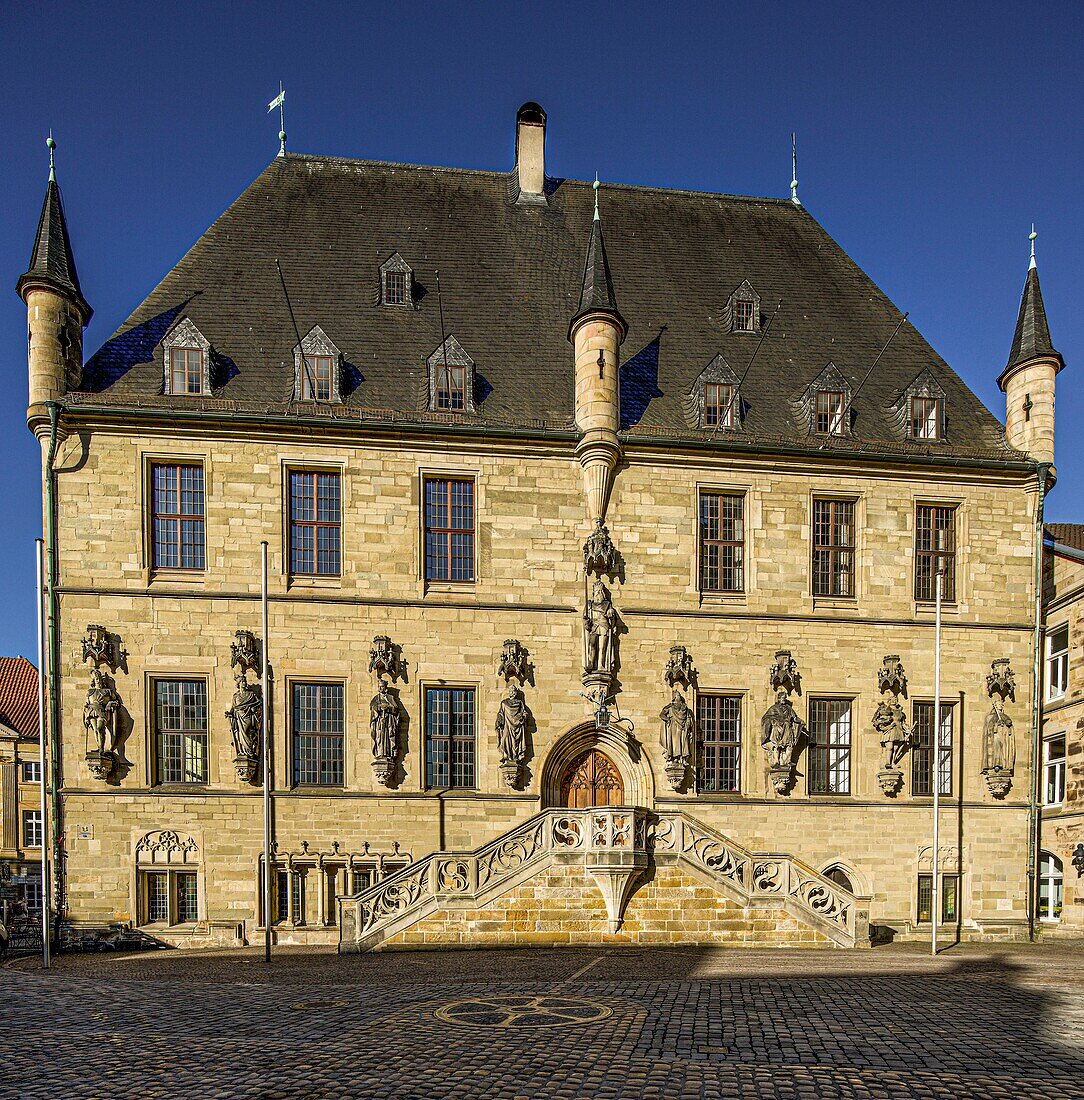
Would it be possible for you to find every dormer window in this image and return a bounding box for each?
[733,299,755,333]
[293,325,342,403]
[380,253,413,308]
[726,280,761,335]
[704,383,738,428]
[161,317,212,396]
[427,336,475,413]
[816,391,847,435]
[687,354,742,431]
[911,396,942,441]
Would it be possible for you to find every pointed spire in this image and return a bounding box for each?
[16,134,92,322]
[999,228,1061,388]
[568,177,626,339]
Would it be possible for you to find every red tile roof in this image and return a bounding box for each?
[0,656,39,739]
[1046,524,1084,553]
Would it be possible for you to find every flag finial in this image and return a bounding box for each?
[267,82,287,157]
[593,173,600,222]
[1029,223,1037,270]
[790,133,800,205]
[47,131,56,182]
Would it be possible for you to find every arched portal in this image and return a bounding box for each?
[540,722,655,808]
[561,749,624,808]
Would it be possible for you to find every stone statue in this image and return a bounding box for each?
[369,681,400,785]
[981,699,1015,797]
[660,688,695,790]
[225,671,262,782]
[83,669,120,781]
[495,684,529,787]
[873,699,912,771]
[583,579,618,675]
[760,689,806,793]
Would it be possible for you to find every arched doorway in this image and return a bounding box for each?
[560,749,624,808]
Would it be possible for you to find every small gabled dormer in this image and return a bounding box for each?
[686,354,743,430]
[380,253,413,308]
[294,325,342,403]
[428,336,475,412]
[161,317,212,396]
[799,362,852,436]
[894,368,947,442]
[725,280,761,335]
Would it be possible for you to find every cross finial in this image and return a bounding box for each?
[790,133,800,205]
[593,173,600,222]
[1029,223,1037,270]
[47,131,56,182]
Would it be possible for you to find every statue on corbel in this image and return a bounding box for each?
[80,624,128,781]
[583,579,618,679]
[227,630,263,783]
[872,654,913,797]
[760,650,806,794]
[660,646,697,791]
[495,640,531,788]
[368,636,405,787]
[981,659,1016,799]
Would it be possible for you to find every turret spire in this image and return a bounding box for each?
[568,177,625,338]
[998,231,1062,388]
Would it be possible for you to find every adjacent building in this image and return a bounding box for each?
[18,104,1066,949]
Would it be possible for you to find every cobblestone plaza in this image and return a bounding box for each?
[3,944,1083,1098]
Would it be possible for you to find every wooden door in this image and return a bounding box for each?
[561,749,624,808]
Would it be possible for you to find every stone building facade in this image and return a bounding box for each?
[18,105,1064,949]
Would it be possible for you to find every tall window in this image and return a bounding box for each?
[140,871,198,925]
[1044,734,1066,806]
[703,383,738,429]
[911,396,942,440]
[151,463,205,571]
[275,869,305,924]
[733,298,756,332]
[154,679,208,785]
[812,499,855,597]
[1046,624,1069,702]
[912,701,953,796]
[21,760,41,784]
[424,477,475,582]
[698,694,741,792]
[168,347,204,395]
[914,505,956,602]
[917,873,959,924]
[145,872,169,923]
[815,391,846,435]
[289,470,341,576]
[22,809,42,848]
[292,682,345,786]
[425,687,475,788]
[699,491,744,593]
[175,871,198,923]
[384,270,407,306]
[299,354,334,401]
[808,699,852,795]
[435,363,467,411]
[1039,853,1063,922]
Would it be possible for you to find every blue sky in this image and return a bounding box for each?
[1,1,1080,658]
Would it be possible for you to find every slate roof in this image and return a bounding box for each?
[17,180,92,322]
[1000,266,1062,387]
[0,656,38,740]
[77,153,1021,463]
[571,211,625,336]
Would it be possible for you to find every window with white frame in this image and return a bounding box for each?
[1046,624,1069,702]
[21,760,41,784]
[1044,734,1066,806]
[1038,852,1063,921]
[22,809,42,848]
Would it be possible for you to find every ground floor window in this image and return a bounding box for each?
[697,694,741,792]
[263,860,406,927]
[1039,852,1063,922]
[425,686,476,788]
[823,866,854,893]
[140,869,200,925]
[917,873,959,924]
[808,698,852,795]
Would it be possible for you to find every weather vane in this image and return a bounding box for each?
[267,82,286,157]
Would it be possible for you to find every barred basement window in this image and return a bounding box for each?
[704,383,738,429]
[699,491,744,593]
[292,682,345,786]
[815,390,846,435]
[151,463,205,571]
[424,477,475,582]
[154,679,208,785]
[911,702,953,796]
[697,694,741,793]
[911,396,942,441]
[808,699,851,795]
[914,505,956,601]
[289,470,341,577]
[812,499,855,597]
[917,873,959,924]
[425,686,475,789]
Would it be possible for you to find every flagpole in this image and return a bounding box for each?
[932,566,943,956]
[261,541,272,963]
[35,539,50,969]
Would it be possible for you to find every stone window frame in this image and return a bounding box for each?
[688,354,743,431]
[427,336,476,413]
[148,460,206,574]
[380,252,414,309]
[293,324,343,403]
[420,681,478,791]
[1038,851,1063,922]
[694,690,743,795]
[797,362,854,437]
[725,279,761,335]
[1045,622,1069,703]
[288,677,347,789]
[420,471,478,588]
[1042,733,1066,807]
[21,808,42,848]
[916,871,960,925]
[132,829,204,929]
[160,317,213,396]
[806,696,854,797]
[149,676,211,788]
[810,495,857,600]
[286,467,344,580]
[913,501,958,604]
[697,488,746,595]
[910,699,954,798]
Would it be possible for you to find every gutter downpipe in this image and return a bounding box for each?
[1027,462,1050,942]
[43,401,62,950]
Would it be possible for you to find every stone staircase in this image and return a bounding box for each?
[338,807,869,952]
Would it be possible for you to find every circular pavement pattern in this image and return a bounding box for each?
[434,993,614,1028]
